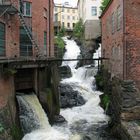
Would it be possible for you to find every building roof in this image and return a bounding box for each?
[100,0,113,18]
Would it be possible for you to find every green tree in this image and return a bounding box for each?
[58,26,66,37]
[100,0,111,13]
[73,19,84,41]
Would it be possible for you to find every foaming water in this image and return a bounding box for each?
[21,38,109,140]
[62,37,80,74]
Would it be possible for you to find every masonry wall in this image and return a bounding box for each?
[27,0,54,57]
[0,70,17,140]
[0,1,20,58]
[101,0,124,79]
[124,0,140,88]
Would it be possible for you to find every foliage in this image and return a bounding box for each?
[0,123,4,134]
[73,19,84,41]
[95,65,110,111]
[54,36,65,49]
[100,0,111,13]
[58,26,66,37]
[10,124,23,140]
[4,68,17,76]
[101,94,110,111]
[95,66,104,91]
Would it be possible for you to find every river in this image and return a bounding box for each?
[18,37,117,140]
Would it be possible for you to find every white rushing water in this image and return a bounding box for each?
[22,38,109,140]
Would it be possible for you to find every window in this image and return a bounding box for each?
[91,6,97,16]
[67,23,70,28]
[20,27,32,56]
[72,9,75,13]
[0,22,5,56]
[117,6,121,30]
[73,16,75,20]
[23,2,32,16]
[73,23,75,28]
[62,7,64,12]
[44,9,47,18]
[62,15,64,19]
[67,15,70,20]
[67,9,70,13]
[111,13,115,34]
[55,7,57,12]
[44,31,47,49]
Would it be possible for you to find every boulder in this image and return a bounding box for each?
[59,84,86,108]
[59,65,72,79]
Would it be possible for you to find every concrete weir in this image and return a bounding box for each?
[0,61,60,140]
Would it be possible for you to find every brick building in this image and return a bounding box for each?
[0,0,54,58]
[0,1,56,139]
[101,0,140,88]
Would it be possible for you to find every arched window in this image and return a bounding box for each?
[0,22,5,56]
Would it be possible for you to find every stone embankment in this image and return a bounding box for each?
[110,79,140,140]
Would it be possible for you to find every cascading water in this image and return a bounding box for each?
[19,37,112,140]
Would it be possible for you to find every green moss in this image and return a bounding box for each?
[101,94,110,111]
[0,123,4,134]
[45,88,53,114]
[10,124,23,140]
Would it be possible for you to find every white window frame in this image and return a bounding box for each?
[23,2,32,17]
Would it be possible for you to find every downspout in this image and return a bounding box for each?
[48,0,51,57]
[123,0,126,80]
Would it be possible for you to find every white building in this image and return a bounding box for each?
[78,0,102,40]
[54,2,79,34]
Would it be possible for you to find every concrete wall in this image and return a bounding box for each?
[101,0,124,79]
[0,69,17,140]
[84,20,101,40]
[78,0,102,23]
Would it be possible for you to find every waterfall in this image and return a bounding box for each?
[62,37,80,74]
[16,93,51,134]
[20,38,110,140]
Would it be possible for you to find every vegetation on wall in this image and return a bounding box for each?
[73,19,84,41]
[100,0,111,13]
[95,65,111,112]
[54,36,65,49]
[58,26,66,37]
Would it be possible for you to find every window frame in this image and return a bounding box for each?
[91,6,97,16]
[0,22,5,56]
[23,1,32,17]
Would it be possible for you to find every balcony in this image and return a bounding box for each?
[0,0,18,15]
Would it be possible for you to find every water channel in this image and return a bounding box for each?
[17,38,118,140]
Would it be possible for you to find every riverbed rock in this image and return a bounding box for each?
[59,65,72,79]
[53,115,67,124]
[59,84,86,108]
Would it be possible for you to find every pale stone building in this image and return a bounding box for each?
[77,0,102,40]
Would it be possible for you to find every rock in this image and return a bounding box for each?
[53,115,67,124]
[59,65,72,79]
[59,84,86,108]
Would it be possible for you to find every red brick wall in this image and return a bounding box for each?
[30,0,54,57]
[0,0,54,59]
[124,0,140,87]
[0,0,20,58]
[101,0,124,79]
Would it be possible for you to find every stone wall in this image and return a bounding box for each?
[0,68,21,140]
[38,63,60,124]
[108,77,140,139]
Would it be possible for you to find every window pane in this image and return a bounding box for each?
[44,31,47,48]
[0,22,5,56]
[91,6,97,16]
